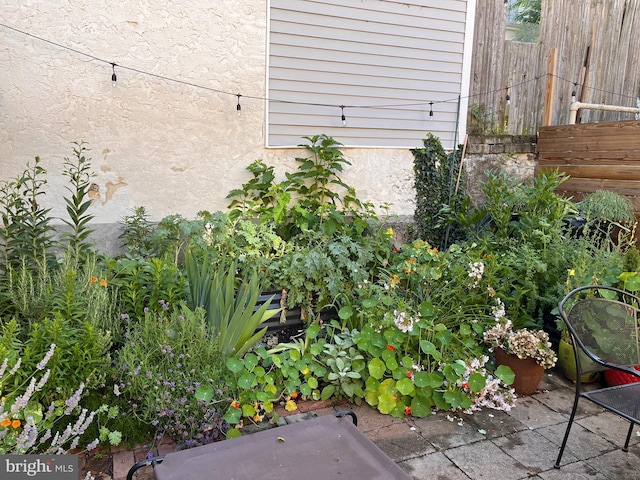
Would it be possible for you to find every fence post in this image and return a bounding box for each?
[542,48,558,127]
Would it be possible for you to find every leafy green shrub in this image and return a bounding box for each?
[227,134,378,242]
[0,315,111,405]
[0,156,55,276]
[0,345,120,454]
[412,133,465,249]
[115,304,231,448]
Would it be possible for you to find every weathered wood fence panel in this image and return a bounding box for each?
[535,121,640,211]
[470,0,640,135]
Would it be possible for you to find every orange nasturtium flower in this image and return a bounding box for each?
[0,418,11,428]
[404,406,412,416]
[90,276,98,284]
[100,278,108,287]
[11,419,20,429]
[230,401,240,409]
[386,345,395,351]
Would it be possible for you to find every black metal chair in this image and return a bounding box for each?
[555,285,640,468]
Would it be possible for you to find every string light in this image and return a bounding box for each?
[111,63,117,87]
[505,86,510,105]
[340,105,346,126]
[571,83,577,103]
[2,23,637,119]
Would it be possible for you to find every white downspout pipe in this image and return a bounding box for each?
[569,101,640,124]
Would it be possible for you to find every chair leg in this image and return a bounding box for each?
[555,395,581,468]
[623,422,635,452]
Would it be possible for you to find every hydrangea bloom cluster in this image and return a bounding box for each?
[484,320,557,370]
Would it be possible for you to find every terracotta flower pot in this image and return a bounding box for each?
[495,347,545,395]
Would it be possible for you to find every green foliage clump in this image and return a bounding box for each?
[412,133,465,249]
[227,134,378,242]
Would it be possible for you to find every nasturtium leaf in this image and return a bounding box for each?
[238,373,257,390]
[396,377,416,396]
[377,394,397,414]
[368,358,386,379]
[226,357,244,373]
[496,365,515,385]
[410,396,433,417]
[300,383,312,397]
[195,385,215,402]
[242,404,256,417]
[338,305,354,320]
[307,376,319,389]
[467,372,487,393]
[226,428,242,439]
[413,371,443,389]
[224,409,242,425]
[362,298,378,309]
[243,353,259,370]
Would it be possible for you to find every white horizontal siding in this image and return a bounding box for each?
[267,0,469,148]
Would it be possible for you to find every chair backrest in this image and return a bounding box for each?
[561,286,640,370]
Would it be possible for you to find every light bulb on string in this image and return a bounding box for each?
[505,86,510,105]
[236,94,242,115]
[111,63,117,87]
[571,83,577,103]
[428,102,434,120]
[341,105,346,126]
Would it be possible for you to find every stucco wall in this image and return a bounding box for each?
[1,0,416,240]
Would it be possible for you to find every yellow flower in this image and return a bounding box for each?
[0,418,11,428]
[285,400,297,412]
[568,269,576,277]
[300,367,310,375]
[100,278,108,287]
[385,228,394,237]
[11,419,20,429]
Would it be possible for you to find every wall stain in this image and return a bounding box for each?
[88,183,101,203]
[103,177,128,204]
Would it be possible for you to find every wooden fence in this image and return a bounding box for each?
[470,0,640,135]
[535,120,640,213]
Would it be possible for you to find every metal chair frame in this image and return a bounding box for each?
[555,285,640,468]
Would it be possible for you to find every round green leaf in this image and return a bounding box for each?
[362,298,378,309]
[195,385,215,402]
[396,377,415,396]
[226,357,244,374]
[238,373,257,390]
[495,365,515,385]
[467,372,487,393]
[368,358,386,379]
[338,305,354,320]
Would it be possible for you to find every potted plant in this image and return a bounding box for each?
[484,319,557,394]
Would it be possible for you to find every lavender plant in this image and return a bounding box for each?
[115,304,231,449]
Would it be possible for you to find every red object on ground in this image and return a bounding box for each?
[603,366,640,386]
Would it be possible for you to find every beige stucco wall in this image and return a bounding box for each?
[1,0,416,241]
